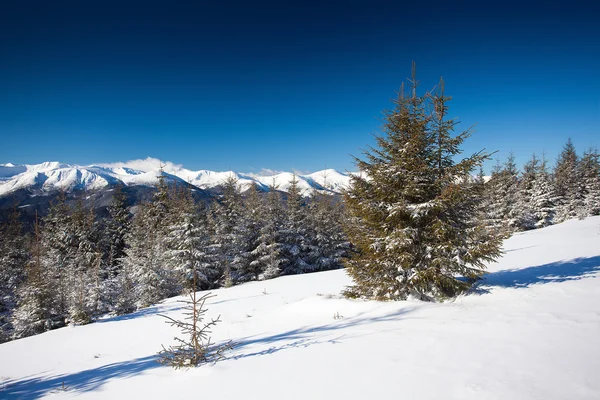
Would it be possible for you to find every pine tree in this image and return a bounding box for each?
[66,201,98,324]
[208,176,251,286]
[122,172,179,308]
[39,193,75,323]
[554,138,583,222]
[165,185,215,292]
[251,181,288,280]
[578,148,600,217]
[304,189,349,272]
[12,213,62,338]
[241,182,267,281]
[0,206,29,342]
[531,154,557,228]
[102,185,132,315]
[512,154,538,231]
[280,174,311,275]
[343,67,502,301]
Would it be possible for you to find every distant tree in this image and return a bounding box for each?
[12,214,61,338]
[0,206,29,342]
[512,154,539,231]
[343,66,502,301]
[101,185,132,314]
[554,138,583,222]
[251,181,288,280]
[165,185,214,291]
[578,148,600,217]
[122,172,179,308]
[530,154,557,228]
[280,175,311,275]
[208,176,251,287]
[304,189,349,272]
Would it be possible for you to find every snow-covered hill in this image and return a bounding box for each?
[1,217,599,399]
[0,158,353,197]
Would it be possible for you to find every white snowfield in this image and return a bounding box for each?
[0,158,352,196]
[1,217,600,399]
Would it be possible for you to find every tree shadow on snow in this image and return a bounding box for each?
[97,303,184,323]
[229,307,415,361]
[473,256,600,294]
[0,355,161,399]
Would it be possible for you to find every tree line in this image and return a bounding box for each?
[0,174,349,342]
[480,139,600,233]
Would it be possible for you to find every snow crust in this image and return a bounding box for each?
[0,158,352,196]
[1,217,599,399]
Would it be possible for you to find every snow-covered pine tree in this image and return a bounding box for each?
[481,155,520,233]
[121,172,179,308]
[165,185,215,292]
[512,154,539,231]
[251,181,288,280]
[304,189,349,272]
[578,148,600,217]
[554,138,583,222]
[240,182,267,281]
[280,174,311,275]
[479,161,506,232]
[531,154,557,228]
[0,206,29,342]
[39,193,75,324]
[12,213,62,338]
[66,201,99,324]
[101,185,132,315]
[343,67,502,301]
[208,176,251,287]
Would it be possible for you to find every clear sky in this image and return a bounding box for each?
[1,0,598,174]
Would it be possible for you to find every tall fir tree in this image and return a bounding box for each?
[121,172,179,308]
[512,154,539,231]
[165,185,215,291]
[12,213,61,338]
[554,138,583,222]
[0,206,29,342]
[251,181,288,280]
[304,189,349,272]
[343,67,502,300]
[578,148,600,217]
[530,154,557,228]
[208,176,251,286]
[280,174,311,275]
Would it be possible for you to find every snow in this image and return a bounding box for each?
[0,158,352,197]
[1,217,600,399]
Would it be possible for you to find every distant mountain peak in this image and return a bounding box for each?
[0,159,353,197]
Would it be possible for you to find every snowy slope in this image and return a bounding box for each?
[0,158,352,197]
[1,217,599,399]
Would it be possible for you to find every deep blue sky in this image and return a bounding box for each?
[1,0,598,174]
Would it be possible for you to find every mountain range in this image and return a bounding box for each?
[0,158,354,223]
[0,157,353,198]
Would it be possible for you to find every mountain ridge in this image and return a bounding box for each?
[0,157,353,197]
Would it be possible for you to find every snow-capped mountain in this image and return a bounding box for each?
[0,158,353,197]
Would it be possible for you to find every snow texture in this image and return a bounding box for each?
[1,216,600,399]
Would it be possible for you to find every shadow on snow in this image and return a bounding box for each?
[1,306,417,397]
[96,303,184,323]
[474,256,600,293]
[0,356,161,399]
[228,306,415,361]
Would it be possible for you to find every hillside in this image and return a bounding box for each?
[1,217,599,399]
